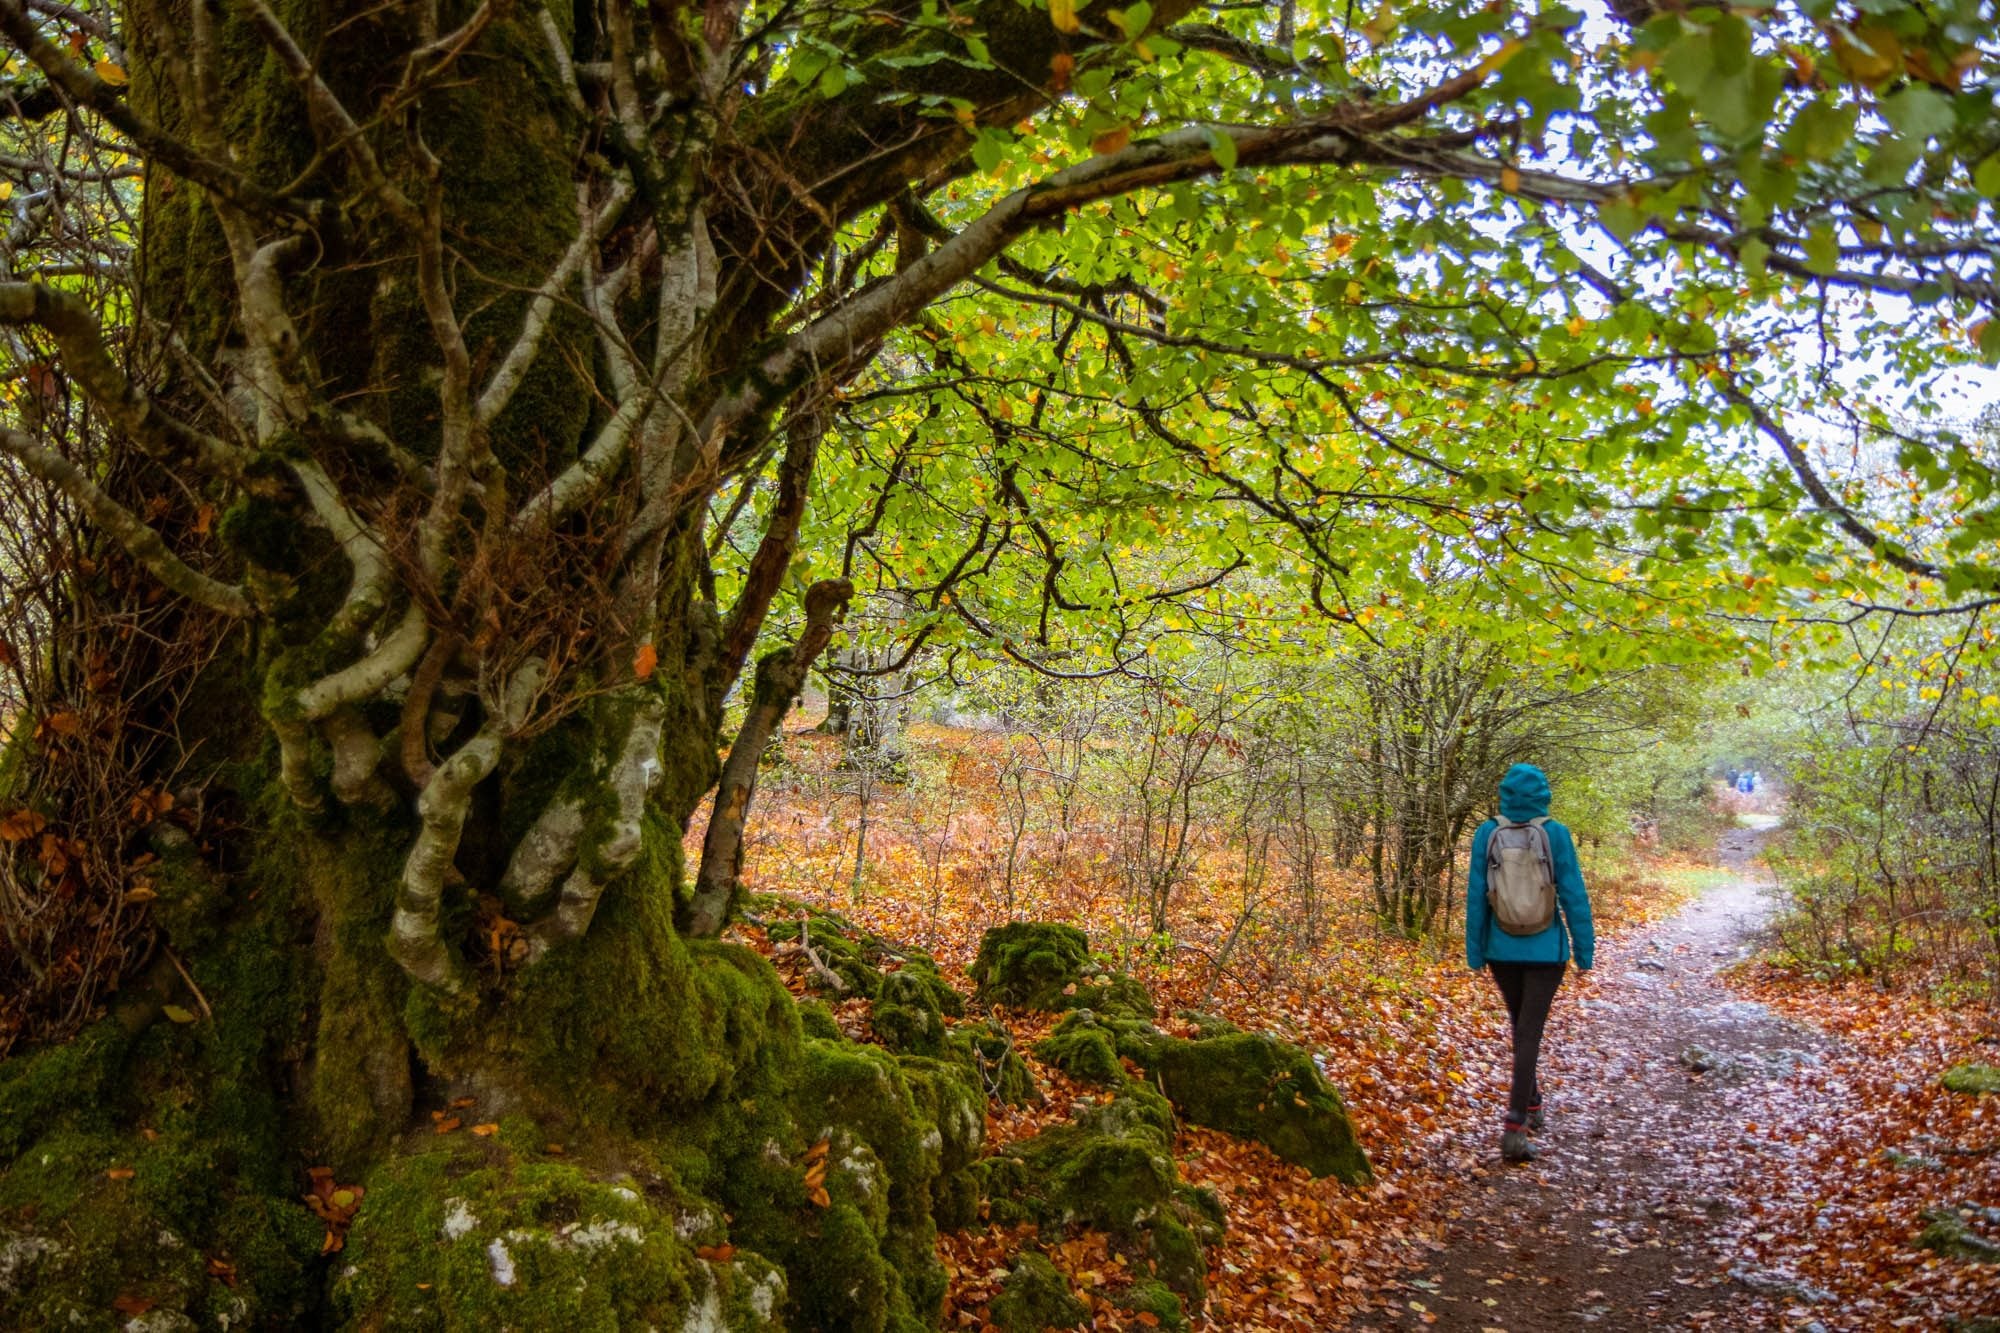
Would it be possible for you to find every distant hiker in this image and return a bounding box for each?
[1465,762,1595,1164]
[1737,771,1753,794]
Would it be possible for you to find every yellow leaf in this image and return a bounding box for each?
[1499,166,1521,194]
[1091,126,1131,156]
[1476,39,1523,79]
[1048,0,1079,35]
[94,59,128,87]
[162,1004,197,1024]
[1565,314,1587,337]
[470,1123,500,1137]
[633,643,658,680]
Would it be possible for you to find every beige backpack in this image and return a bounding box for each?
[1486,816,1556,935]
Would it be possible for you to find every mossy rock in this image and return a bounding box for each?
[1941,1063,2000,1095]
[768,914,884,997]
[1916,1208,2000,1264]
[329,1145,785,1330]
[1175,1010,1243,1040]
[709,1037,946,1331]
[972,923,1090,1010]
[972,923,1155,1020]
[1035,1011,1129,1086]
[945,1019,1039,1108]
[1122,1030,1370,1184]
[989,1252,1087,1331]
[0,1127,322,1330]
[765,909,965,1020]
[798,998,843,1042]
[1115,1277,1191,1332]
[972,1086,1220,1312]
[897,1055,986,1231]
[874,970,947,1058]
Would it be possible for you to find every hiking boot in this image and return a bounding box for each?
[1525,1102,1545,1133]
[1500,1123,1538,1163]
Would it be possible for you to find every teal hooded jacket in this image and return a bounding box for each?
[1464,763,1595,970]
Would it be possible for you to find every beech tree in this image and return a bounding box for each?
[0,0,1993,1326]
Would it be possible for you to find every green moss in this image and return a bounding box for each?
[896,1055,985,1231]
[1916,1208,2000,1264]
[972,922,1089,1009]
[1942,1063,2000,1095]
[768,915,884,998]
[1035,1011,1126,1086]
[945,1019,1038,1107]
[989,1252,1087,1331]
[330,1142,784,1330]
[0,1127,322,1329]
[1121,1031,1371,1184]
[408,816,801,1130]
[1115,1277,1190,1332]
[219,494,308,575]
[971,922,1155,1020]
[874,970,946,1057]
[798,999,842,1041]
[972,1085,1220,1312]
[698,1037,948,1331]
[0,1020,133,1165]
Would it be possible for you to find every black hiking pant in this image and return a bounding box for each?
[1488,962,1566,1122]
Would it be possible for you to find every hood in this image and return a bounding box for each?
[1498,763,1551,822]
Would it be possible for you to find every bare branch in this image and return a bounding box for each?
[524,692,666,957]
[388,661,544,990]
[0,281,248,481]
[0,0,313,226]
[0,428,250,615]
[475,174,636,428]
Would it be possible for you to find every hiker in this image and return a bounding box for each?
[1465,763,1595,1164]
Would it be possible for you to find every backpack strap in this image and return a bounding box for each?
[1526,816,1554,878]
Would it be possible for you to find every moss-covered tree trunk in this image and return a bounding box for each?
[0,2,1088,1326]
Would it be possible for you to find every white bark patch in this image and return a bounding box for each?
[556,1218,644,1251]
[486,1237,516,1286]
[123,1311,198,1333]
[748,1268,785,1320]
[441,1198,478,1241]
[674,1203,722,1240]
[839,1148,879,1199]
[0,1234,59,1293]
[678,1280,726,1333]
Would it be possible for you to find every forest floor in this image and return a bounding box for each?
[725,731,2000,1330]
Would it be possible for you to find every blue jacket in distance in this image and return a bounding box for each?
[1464,763,1595,971]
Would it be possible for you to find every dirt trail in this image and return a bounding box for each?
[1387,820,1837,1331]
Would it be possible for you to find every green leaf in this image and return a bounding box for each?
[1981,318,2000,366]
[1975,153,2000,199]
[1803,224,1839,276]
[1203,125,1238,170]
[1882,86,1955,141]
[972,129,1009,173]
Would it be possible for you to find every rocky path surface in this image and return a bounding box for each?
[1388,821,1839,1331]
